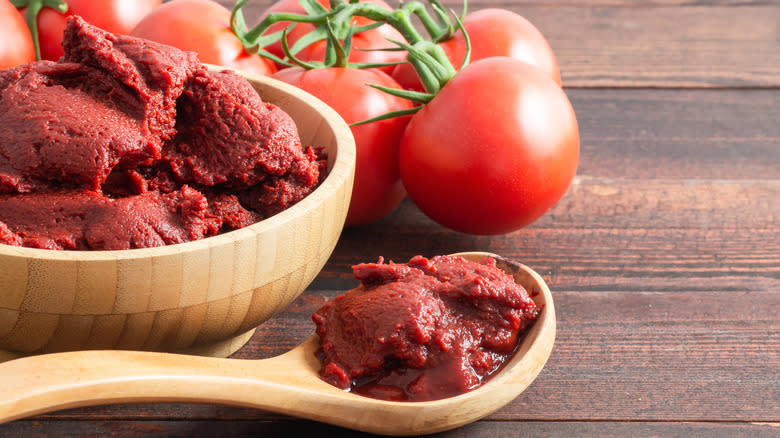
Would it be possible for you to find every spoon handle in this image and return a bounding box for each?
[0,338,327,424]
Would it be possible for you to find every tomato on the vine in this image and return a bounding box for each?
[1,0,35,69]
[392,8,560,92]
[399,57,578,235]
[273,67,413,225]
[16,0,161,61]
[131,0,275,77]
[259,0,406,73]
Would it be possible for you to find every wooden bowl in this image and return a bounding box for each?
[0,69,356,361]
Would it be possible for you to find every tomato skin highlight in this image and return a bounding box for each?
[272,67,413,226]
[18,0,161,61]
[399,57,579,235]
[131,0,275,77]
[259,0,406,73]
[392,8,560,92]
[0,0,35,69]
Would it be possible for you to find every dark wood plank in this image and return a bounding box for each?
[27,291,779,422]
[2,420,780,438]
[223,1,780,87]
[483,5,780,87]
[504,291,780,421]
[570,89,780,180]
[320,178,779,294]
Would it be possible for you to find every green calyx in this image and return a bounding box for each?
[10,0,69,61]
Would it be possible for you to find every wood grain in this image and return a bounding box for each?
[20,290,778,423]
[569,89,780,180]
[510,5,779,87]
[318,177,779,295]
[510,5,780,87]
[2,420,780,438]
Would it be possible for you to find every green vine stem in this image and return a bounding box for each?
[233,0,465,88]
[231,0,471,118]
[10,0,69,61]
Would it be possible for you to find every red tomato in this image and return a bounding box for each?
[392,8,560,92]
[131,0,275,76]
[273,67,413,225]
[260,0,406,73]
[0,0,35,68]
[399,57,579,235]
[17,0,161,61]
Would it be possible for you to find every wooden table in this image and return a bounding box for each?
[2,0,778,436]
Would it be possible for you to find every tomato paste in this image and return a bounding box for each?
[0,17,321,250]
[312,255,540,401]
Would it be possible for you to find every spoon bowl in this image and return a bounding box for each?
[0,252,555,436]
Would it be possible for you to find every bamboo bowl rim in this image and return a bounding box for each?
[0,71,356,263]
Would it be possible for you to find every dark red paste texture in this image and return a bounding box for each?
[0,17,322,250]
[312,255,540,401]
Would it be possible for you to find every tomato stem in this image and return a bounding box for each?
[367,83,433,104]
[279,28,321,69]
[349,106,420,126]
[231,0,460,74]
[10,0,68,61]
[453,10,471,71]
[231,0,470,107]
[323,20,350,67]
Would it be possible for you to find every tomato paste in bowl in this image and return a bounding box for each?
[0,15,355,358]
[0,16,322,250]
[312,254,540,401]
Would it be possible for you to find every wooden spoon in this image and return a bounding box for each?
[0,252,555,436]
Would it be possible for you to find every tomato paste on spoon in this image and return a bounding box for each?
[313,254,540,401]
